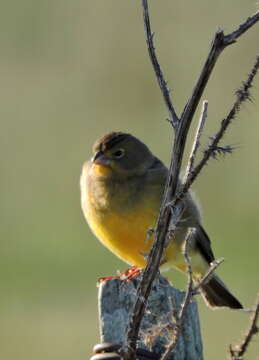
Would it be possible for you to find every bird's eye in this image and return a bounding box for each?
[112,149,125,158]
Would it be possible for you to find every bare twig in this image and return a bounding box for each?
[224,12,259,44]
[142,0,179,128]
[161,54,256,358]
[171,13,259,204]
[162,251,224,360]
[161,229,195,360]
[182,55,259,195]
[124,4,259,358]
[229,294,259,359]
[185,100,208,181]
[193,258,224,293]
[164,54,259,212]
[180,11,259,136]
[178,230,194,316]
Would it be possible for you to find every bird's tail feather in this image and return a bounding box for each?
[199,275,243,309]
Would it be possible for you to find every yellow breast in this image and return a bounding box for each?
[86,199,157,267]
[81,162,187,271]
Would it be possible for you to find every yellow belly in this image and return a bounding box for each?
[86,205,193,271]
[84,186,208,276]
[87,209,154,267]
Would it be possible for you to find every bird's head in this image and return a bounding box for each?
[90,132,155,179]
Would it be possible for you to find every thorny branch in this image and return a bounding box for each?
[161,230,195,360]
[165,54,259,213]
[229,295,259,360]
[182,55,259,195]
[161,236,224,360]
[142,0,179,128]
[124,1,259,358]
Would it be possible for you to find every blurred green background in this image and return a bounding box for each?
[0,1,258,359]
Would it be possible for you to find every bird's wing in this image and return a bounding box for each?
[146,157,168,186]
[146,157,215,265]
[194,224,215,264]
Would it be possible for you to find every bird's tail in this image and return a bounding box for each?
[199,274,243,309]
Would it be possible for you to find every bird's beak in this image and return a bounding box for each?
[91,151,102,163]
[91,151,111,166]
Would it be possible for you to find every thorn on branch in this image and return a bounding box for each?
[236,55,259,102]
[235,86,252,103]
[207,144,235,159]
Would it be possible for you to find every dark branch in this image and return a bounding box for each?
[161,230,195,360]
[162,247,224,360]
[182,55,259,195]
[142,0,179,128]
[229,294,259,359]
[180,11,259,132]
[224,11,259,45]
[124,4,259,358]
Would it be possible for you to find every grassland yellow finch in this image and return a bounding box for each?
[80,132,242,309]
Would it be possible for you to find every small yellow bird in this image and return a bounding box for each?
[80,132,242,309]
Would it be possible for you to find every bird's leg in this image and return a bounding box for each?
[97,265,142,284]
[119,265,142,281]
[97,274,121,284]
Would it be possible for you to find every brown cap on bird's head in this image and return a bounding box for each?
[93,132,131,153]
[91,132,156,177]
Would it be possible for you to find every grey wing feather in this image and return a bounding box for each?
[146,157,168,185]
[194,224,215,264]
[147,157,215,265]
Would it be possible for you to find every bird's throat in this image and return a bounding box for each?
[92,163,112,177]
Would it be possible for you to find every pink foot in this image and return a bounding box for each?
[97,265,142,285]
[119,265,142,281]
[97,274,120,284]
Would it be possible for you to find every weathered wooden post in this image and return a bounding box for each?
[97,275,203,359]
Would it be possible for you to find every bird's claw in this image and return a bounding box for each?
[97,265,142,285]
